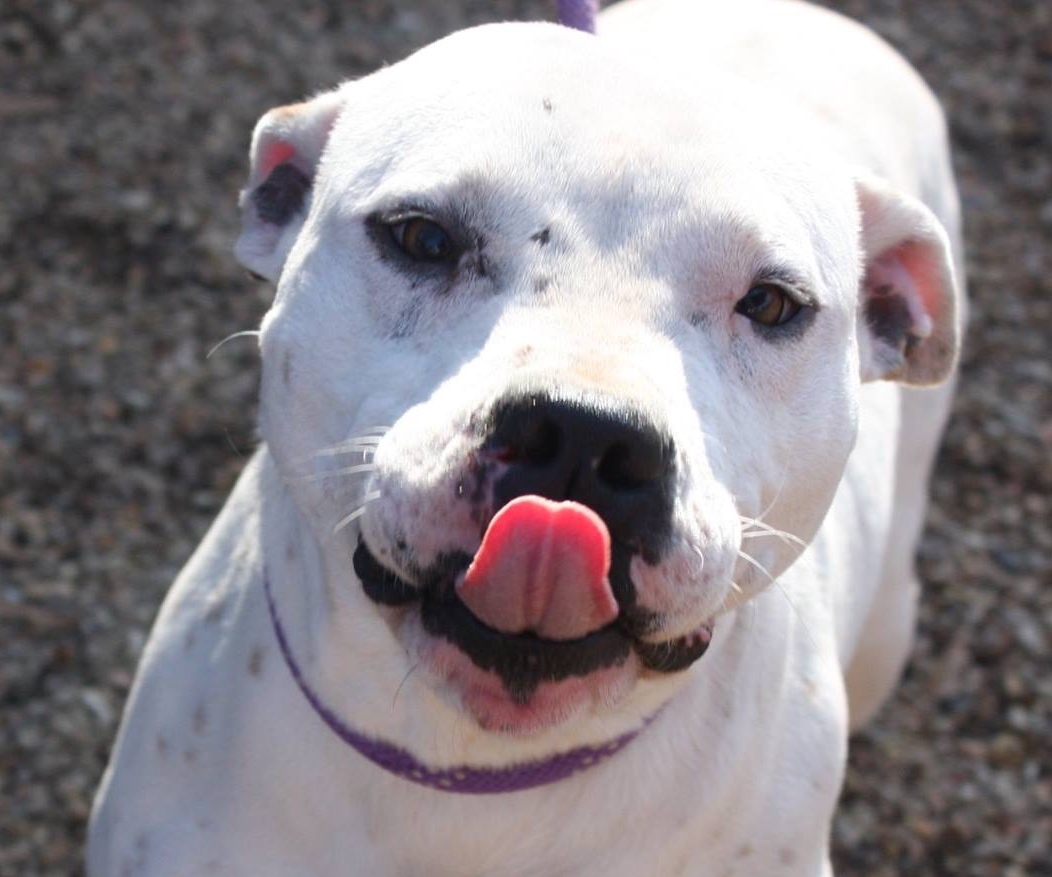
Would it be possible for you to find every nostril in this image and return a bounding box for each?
[492,411,562,466]
[596,437,669,490]
[597,441,652,487]
[518,417,562,466]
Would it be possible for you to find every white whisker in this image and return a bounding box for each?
[331,490,382,536]
[296,462,377,483]
[737,548,818,650]
[392,664,419,708]
[698,429,729,458]
[737,548,776,583]
[716,580,747,620]
[314,441,382,459]
[311,431,389,460]
[207,330,260,359]
[740,471,790,535]
[739,519,808,550]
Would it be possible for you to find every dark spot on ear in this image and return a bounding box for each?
[184,631,196,651]
[156,734,169,757]
[183,747,198,764]
[252,162,311,226]
[778,849,796,866]
[865,289,912,351]
[530,227,551,246]
[542,98,553,113]
[689,311,709,328]
[533,275,551,294]
[282,352,293,386]
[192,704,207,734]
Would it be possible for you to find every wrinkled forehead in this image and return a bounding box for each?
[319,22,858,289]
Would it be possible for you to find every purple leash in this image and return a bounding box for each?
[263,570,647,794]
[557,0,600,33]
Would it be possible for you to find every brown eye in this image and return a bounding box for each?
[734,284,802,327]
[390,217,455,262]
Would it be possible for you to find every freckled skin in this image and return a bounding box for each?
[248,646,265,677]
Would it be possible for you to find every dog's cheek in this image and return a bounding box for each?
[256,310,371,531]
[364,409,490,575]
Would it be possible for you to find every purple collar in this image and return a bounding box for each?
[558,0,600,34]
[263,570,646,794]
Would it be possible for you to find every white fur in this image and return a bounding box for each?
[88,1,964,874]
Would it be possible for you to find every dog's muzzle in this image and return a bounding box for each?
[355,392,714,701]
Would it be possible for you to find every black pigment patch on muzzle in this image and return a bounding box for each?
[420,592,632,704]
[355,536,712,698]
[353,389,702,698]
[353,540,421,606]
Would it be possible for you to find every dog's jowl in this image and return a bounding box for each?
[89,1,964,874]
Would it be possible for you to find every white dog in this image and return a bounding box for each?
[88,0,964,873]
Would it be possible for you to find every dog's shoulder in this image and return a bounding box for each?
[88,450,277,861]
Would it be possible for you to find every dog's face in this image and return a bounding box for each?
[238,25,957,743]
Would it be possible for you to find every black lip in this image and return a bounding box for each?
[352,539,420,606]
[421,595,632,703]
[353,537,712,691]
[633,631,713,674]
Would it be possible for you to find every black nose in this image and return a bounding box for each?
[485,392,675,562]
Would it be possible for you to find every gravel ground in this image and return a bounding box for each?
[1,1,1049,874]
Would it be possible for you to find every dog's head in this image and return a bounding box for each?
[238,25,959,750]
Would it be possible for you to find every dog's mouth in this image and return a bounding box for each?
[353,499,714,709]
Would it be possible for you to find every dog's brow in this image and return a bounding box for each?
[753,264,820,308]
[368,196,445,225]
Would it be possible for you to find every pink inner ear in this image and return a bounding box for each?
[868,243,935,340]
[258,141,296,182]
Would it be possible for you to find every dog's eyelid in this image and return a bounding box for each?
[368,203,443,228]
[750,267,819,310]
[364,201,475,271]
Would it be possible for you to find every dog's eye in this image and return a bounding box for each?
[389,218,455,263]
[734,284,802,327]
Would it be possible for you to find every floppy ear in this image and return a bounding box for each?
[235,88,346,282]
[856,177,961,386]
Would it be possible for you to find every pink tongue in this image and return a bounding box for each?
[456,496,617,641]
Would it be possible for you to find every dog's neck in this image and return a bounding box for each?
[263,568,647,793]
